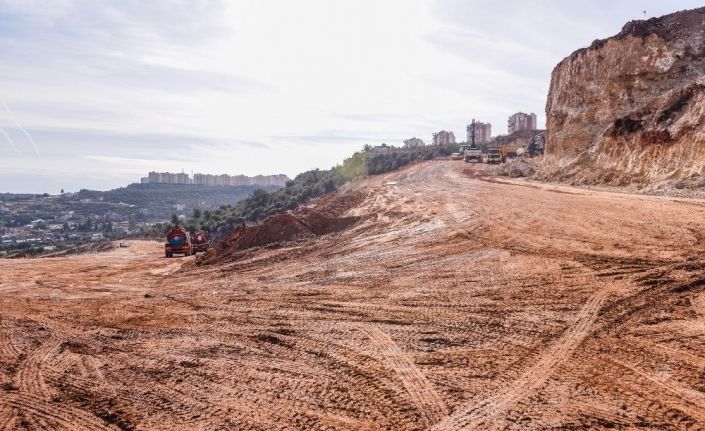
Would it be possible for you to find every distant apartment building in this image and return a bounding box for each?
[150,171,288,187]
[148,171,192,185]
[508,112,538,134]
[467,121,492,144]
[403,137,425,148]
[432,130,456,146]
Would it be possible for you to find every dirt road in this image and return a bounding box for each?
[2,160,705,430]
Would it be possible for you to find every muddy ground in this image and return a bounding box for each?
[1,160,705,430]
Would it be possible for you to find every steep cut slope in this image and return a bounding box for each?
[544,7,705,185]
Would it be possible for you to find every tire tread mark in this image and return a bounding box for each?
[358,324,449,426]
[432,287,611,430]
[0,392,117,431]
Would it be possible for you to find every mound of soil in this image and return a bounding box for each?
[303,212,360,236]
[497,158,537,178]
[202,191,366,264]
[230,214,315,251]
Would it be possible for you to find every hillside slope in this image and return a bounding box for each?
[544,7,705,185]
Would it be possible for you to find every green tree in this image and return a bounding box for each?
[171,213,180,226]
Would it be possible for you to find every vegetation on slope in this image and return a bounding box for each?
[364,143,458,174]
[154,143,459,239]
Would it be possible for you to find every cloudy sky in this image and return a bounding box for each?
[0,0,701,193]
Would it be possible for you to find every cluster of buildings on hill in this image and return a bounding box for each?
[400,112,539,149]
[0,197,159,255]
[142,172,289,187]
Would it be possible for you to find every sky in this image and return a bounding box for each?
[0,0,702,193]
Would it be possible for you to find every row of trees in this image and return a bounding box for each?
[365,143,458,175]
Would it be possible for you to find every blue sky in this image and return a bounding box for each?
[0,0,702,193]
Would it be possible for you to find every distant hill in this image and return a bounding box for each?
[74,183,281,221]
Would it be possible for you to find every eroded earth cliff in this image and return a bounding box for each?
[544,7,705,186]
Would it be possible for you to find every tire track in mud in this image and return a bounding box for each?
[0,405,18,431]
[6,316,124,430]
[432,287,612,430]
[290,329,427,427]
[0,319,21,360]
[0,392,118,431]
[611,358,705,423]
[358,324,449,426]
[14,338,62,400]
[581,358,703,430]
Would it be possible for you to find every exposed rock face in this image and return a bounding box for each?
[544,7,705,185]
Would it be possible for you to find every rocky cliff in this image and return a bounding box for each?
[544,7,705,185]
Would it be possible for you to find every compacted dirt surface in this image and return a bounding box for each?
[2,160,705,430]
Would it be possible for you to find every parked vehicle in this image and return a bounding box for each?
[165,226,191,257]
[190,230,211,254]
[501,146,519,162]
[463,144,482,162]
[485,147,502,164]
[464,119,482,162]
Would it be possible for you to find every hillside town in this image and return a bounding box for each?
[0,194,153,255]
[0,180,281,256]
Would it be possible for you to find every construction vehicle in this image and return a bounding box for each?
[190,230,210,254]
[523,132,546,157]
[165,226,191,257]
[463,119,482,162]
[485,146,502,164]
[463,145,482,162]
[500,146,519,163]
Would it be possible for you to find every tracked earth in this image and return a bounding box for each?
[1,161,705,430]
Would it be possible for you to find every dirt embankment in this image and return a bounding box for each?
[543,7,705,186]
[199,190,366,263]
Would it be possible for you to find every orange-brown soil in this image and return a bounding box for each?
[1,160,705,430]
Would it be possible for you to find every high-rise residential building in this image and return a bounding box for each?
[467,121,492,144]
[432,130,456,146]
[403,137,425,148]
[508,112,538,134]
